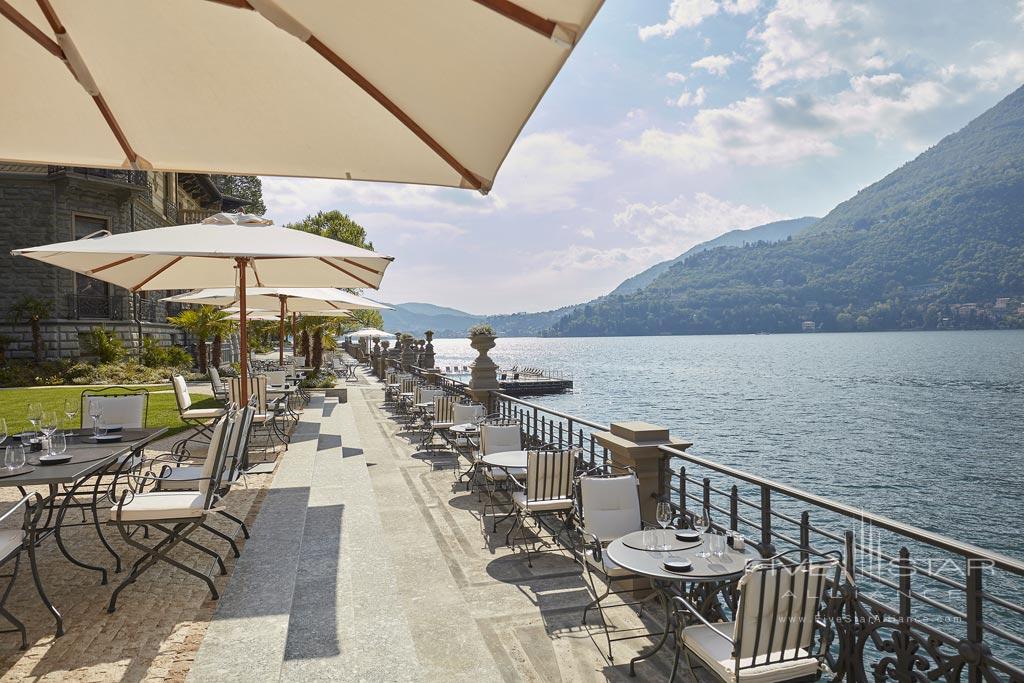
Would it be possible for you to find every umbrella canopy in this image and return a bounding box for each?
[163,287,391,313]
[346,328,396,339]
[0,0,603,192]
[224,309,353,321]
[13,214,393,290]
[12,212,392,402]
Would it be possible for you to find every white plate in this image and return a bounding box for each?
[38,455,71,465]
[663,559,693,573]
[91,434,123,442]
[675,530,701,542]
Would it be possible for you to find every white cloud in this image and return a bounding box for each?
[577,227,596,239]
[350,212,465,246]
[691,53,736,76]
[639,0,759,40]
[613,192,786,248]
[1017,0,1024,24]
[750,0,887,89]
[671,86,708,108]
[488,132,612,212]
[626,73,949,167]
[962,50,1024,92]
[666,71,688,83]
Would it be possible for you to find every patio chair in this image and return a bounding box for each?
[107,412,236,612]
[81,386,150,430]
[170,374,226,456]
[421,395,456,450]
[0,493,44,649]
[409,387,443,431]
[670,549,842,683]
[228,375,288,451]
[155,403,257,558]
[209,366,228,402]
[476,419,525,522]
[578,469,649,661]
[507,449,579,567]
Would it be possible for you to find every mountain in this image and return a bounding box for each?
[550,85,1024,336]
[610,217,818,295]
[380,302,481,337]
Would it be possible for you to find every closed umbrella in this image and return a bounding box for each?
[164,287,390,363]
[0,0,603,192]
[12,213,392,401]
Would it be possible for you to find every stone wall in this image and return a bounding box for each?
[1,321,179,360]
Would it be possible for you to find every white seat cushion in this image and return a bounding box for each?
[157,465,202,491]
[485,466,526,481]
[512,491,574,512]
[682,622,820,683]
[585,548,632,577]
[181,408,226,420]
[0,529,23,561]
[432,421,454,430]
[110,492,206,522]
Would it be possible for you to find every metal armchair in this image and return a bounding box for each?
[0,493,46,649]
[506,448,580,567]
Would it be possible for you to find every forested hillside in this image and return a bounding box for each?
[550,85,1024,336]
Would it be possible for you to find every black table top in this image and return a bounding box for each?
[0,428,167,486]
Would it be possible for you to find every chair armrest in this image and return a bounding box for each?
[671,596,735,644]
[506,475,527,492]
[0,493,42,526]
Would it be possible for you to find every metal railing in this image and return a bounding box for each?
[47,166,149,188]
[177,208,219,225]
[65,293,126,320]
[485,390,1024,682]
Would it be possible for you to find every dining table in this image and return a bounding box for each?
[605,529,758,676]
[0,427,166,636]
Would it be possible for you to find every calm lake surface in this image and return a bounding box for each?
[432,330,1024,560]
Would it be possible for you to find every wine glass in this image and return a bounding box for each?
[0,417,7,445]
[694,508,712,558]
[4,444,25,471]
[656,501,673,550]
[64,397,79,432]
[89,401,103,434]
[40,411,58,455]
[26,402,43,436]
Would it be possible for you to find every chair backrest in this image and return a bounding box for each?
[228,376,270,414]
[401,378,417,395]
[526,449,576,503]
[209,366,223,392]
[453,403,485,425]
[266,370,287,387]
[171,374,192,412]
[222,404,256,482]
[80,387,149,429]
[732,554,841,670]
[480,424,521,455]
[579,473,641,542]
[200,413,234,503]
[418,388,443,405]
[434,396,456,423]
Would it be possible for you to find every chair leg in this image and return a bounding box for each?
[201,522,241,559]
[157,524,227,575]
[0,555,28,650]
[219,510,250,539]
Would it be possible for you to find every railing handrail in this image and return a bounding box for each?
[659,444,1024,575]
[491,391,607,431]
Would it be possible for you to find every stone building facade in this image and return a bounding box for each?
[0,165,246,360]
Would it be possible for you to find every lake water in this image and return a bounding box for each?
[432,330,1024,561]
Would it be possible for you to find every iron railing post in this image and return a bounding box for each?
[966,556,984,683]
[730,486,739,531]
[800,511,810,562]
[760,485,774,556]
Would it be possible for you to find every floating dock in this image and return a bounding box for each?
[439,366,574,396]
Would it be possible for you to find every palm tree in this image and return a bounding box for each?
[296,315,342,371]
[209,317,237,370]
[168,305,232,374]
[8,297,52,365]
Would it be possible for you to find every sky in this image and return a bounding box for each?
[262,0,1024,315]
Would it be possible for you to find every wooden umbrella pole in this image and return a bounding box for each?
[291,313,297,352]
[236,257,249,405]
[278,294,286,365]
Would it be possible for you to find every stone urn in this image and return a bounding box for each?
[400,335,416,371]
[422,331,435,369]
[468,332,499,392]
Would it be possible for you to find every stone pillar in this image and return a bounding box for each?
[467,333,499,411]
[422,331,435,369]
[593,422,692,524]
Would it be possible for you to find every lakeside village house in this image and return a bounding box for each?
[0,165,247,361]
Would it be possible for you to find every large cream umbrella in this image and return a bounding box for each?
[12,213,392,402]
[164,287,390,363]
[0,0,603,192]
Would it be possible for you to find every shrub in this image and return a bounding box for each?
[81,327,125,363]
[141,337,192,369]
[467,323,495,337]
[300,370,337,389]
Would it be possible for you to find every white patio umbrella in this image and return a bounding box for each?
[0,0,603,193]
[163,287,390,363]
[12,213,392,402]
[346,328,396,339]
[223,309,353,321]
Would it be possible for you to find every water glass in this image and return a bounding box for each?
[709,533,727,558]
[50,431,67,457]
[642,529,657,551]
[93,417,108,438]
[4,444,25,471]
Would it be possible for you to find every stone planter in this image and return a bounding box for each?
[468,333,499,394]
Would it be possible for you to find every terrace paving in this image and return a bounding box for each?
[0,368,702,681]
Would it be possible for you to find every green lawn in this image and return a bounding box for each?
[0,384,223,437]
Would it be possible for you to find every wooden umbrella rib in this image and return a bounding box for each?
[88,254,142,275]
[130,256,182,292]
[342,258,381,275]
[471,0,557,38]
[318,258,374,289]
[0,0,62,56]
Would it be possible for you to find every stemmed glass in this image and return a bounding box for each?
[64,398,79,433]
[694,508,712,558]
[0,418,7,445]
[40,411,58,456]
[89,402,103,435]
[656,501,674,550]
[26,402,43,437]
